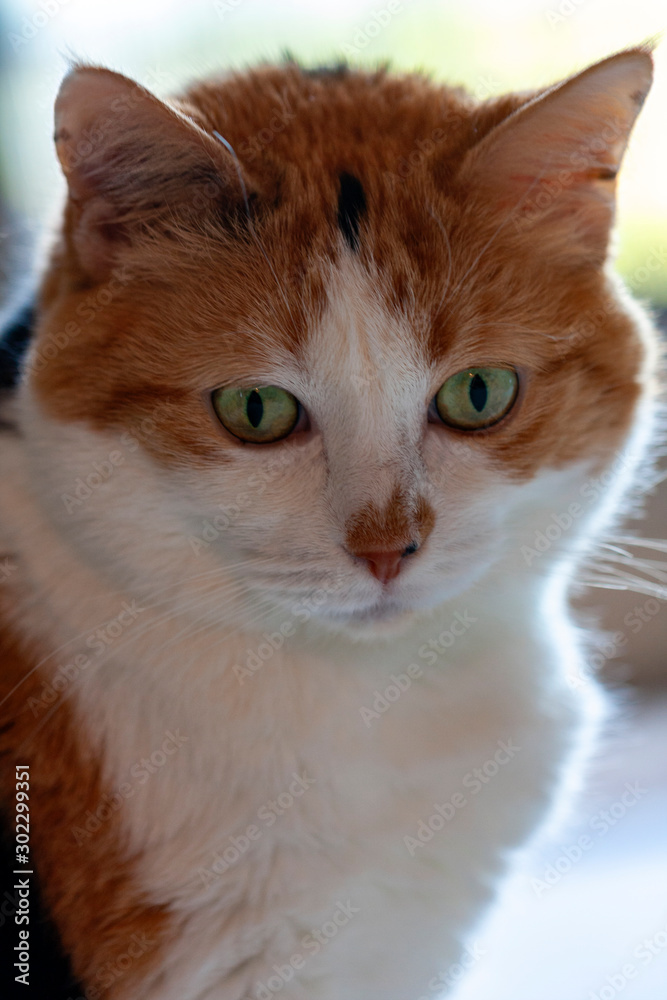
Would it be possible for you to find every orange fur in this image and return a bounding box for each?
[30,54,651,481]
[345,489,435,556]
[0,49,657,998]
[0,614,174,998]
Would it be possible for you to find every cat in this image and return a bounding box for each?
[0,44,660,1000]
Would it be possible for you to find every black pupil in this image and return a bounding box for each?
[246,390,264,428]
[469,374,488,412]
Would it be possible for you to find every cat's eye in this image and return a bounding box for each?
[211,385,300,443]
[434,367,519,430]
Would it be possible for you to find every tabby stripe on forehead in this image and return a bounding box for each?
[337,172,367,251]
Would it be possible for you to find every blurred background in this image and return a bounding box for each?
[0,1,665,998]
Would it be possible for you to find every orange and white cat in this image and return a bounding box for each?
[0,47,659,1000]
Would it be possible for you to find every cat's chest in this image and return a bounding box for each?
[72,610,580,881]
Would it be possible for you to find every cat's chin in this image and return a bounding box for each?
[315,601,428,639]
[303,573,483,639]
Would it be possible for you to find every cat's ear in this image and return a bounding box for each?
[54,65,246,282]
[458,47,653,263]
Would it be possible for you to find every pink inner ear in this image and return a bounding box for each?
[54,69,144,202]
[457,50,652,258]
[70,196,126,283]
[52,65,244,283]
[462,49,652,192]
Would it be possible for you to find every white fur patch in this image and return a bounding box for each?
[0,253,656,998]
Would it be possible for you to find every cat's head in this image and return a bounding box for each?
[21,50,657,633]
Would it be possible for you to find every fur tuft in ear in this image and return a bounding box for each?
[458,47,654,264]
[54,65,248,282]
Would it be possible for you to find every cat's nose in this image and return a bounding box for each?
[355,543,419,584]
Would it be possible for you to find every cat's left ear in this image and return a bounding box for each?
[53,64,251,282]
[458,47,653,263]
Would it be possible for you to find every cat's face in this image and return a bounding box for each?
[23,54,655,632]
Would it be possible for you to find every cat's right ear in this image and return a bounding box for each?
[54,65,247,283]
[457,47,654,265]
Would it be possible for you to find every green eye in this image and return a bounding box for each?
[435,367,518,430]
[211,385,300,443]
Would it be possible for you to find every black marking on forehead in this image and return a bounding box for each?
[301,62,350,80]
[337,173,367,252]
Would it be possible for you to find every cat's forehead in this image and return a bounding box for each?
[175,69,554,370]
[296,254,430,424]
[30,56,650,479]
[183,64,511,177]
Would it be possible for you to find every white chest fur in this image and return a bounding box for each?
[61,575,594,1000]
[0,405,608,1000]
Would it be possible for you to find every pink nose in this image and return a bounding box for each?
[356,547,417,585]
